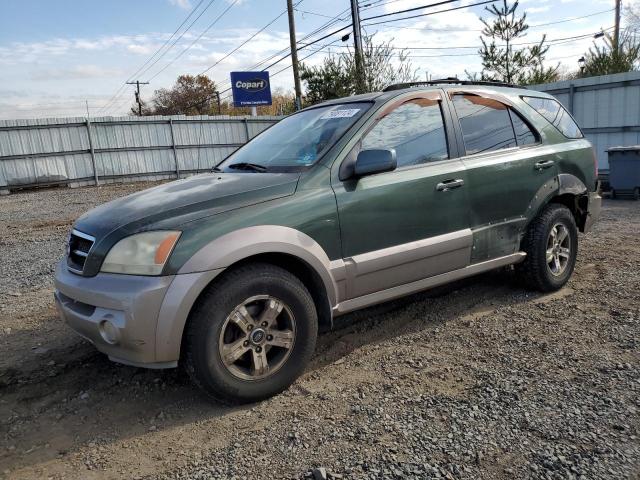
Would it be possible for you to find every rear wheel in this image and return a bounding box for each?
[634,187,640,201]
[184,263,317,404]
[519,204,578,292]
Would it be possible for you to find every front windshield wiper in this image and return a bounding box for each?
[227,162,268,172]
[211,166,222,172]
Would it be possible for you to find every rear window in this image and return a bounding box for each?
[522,96,583,139]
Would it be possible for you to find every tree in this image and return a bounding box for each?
[475,0,558,85]
[138,74,219,115]
[579,31,640,77]
[300,35,418,104]
[300,55,353,105]
[625,1,640,33]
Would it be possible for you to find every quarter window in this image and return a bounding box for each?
[453,94,517,155]
[522,96,583,139]
[362,98,449,168]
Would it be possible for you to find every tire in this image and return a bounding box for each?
[634,187,640,201]
[518,203,578,292]
[184,263,318,404]
[611,189,617,199]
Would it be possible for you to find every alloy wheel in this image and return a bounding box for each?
[218,295,296,381]
[546,223,571,276]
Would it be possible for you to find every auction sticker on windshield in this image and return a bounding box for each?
[320,109,361,119]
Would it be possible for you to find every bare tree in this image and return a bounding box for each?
[300,35,418,104]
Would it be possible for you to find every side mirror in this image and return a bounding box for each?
[353,149,397,177]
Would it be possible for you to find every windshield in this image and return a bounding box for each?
[217,102,371,173]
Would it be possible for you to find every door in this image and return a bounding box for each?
[448,92,559,262]
[332,91,472,300]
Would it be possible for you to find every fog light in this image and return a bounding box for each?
[99,320,120,345]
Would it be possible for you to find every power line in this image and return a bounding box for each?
[329,30,610,51]
[362,0,498,27]
[198,2,304,76]
[134,0,220,80]
[126,0,207,82]
[212,6,352,92]
[362,0,460,22]
[217,38,343,105]
[99,0,218,114]
[363,6,614,32]
[146,0,239,82]
[312,28,613,58]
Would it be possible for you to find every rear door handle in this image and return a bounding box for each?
[436,179,465,191]
[534,160,555,170]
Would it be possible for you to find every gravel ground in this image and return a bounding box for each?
[0,183,638,480]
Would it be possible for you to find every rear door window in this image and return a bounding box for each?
[509,109,537,146]
[452,94,517,155]
[522,96,583,139]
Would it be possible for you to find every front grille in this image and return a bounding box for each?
[67,229,95,274]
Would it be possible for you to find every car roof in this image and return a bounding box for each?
[309,83,554,110]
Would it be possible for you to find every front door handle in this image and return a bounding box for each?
[436,179,465,191]
[534,160,555,170]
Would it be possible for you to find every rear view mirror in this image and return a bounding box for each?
[354,149,397,177]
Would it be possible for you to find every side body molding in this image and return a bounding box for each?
[178,225,342,306]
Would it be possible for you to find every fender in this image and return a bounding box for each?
[178,225,340,304]
[154,226,343,363]
[528,173,588,218]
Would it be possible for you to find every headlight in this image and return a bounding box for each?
[101,231,181,276]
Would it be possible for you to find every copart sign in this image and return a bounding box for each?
[230,71,272,107]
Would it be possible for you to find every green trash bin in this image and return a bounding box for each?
[607,146,640,200]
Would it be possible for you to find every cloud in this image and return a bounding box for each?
[30,65,124,81]
[169,0,192,10]
[526,6,551,14]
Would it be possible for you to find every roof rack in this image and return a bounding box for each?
[382,77,521,92]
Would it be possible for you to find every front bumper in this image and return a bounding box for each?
[54,260,177,368]
[583,189,602,233]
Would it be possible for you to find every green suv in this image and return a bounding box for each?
[54,80,601,404]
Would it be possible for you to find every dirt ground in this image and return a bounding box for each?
[0,183,638,480]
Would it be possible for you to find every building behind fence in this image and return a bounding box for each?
[2,71,640,194]
[532,71,640,172]
[0,115,280,194]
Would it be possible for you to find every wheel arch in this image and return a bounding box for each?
[528,173,590,234]
[155,226,340,363]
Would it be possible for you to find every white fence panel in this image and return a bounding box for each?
[0,115,281,192]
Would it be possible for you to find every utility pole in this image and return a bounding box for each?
[614,0,622,54]
[286,0,303,110]
[350,0,365,94]
[126,80,149,116]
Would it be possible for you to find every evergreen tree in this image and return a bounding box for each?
[579,31,640,77]
[476,0,558,85]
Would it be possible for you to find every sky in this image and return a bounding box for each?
[0,0,618,119]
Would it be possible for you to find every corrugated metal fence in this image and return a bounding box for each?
[0,115,280,194]
[531,71,640,171]
[3,72,639,192]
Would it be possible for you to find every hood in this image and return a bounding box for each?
[74,172,300,240]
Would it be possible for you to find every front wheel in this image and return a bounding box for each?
[518,204,578,292]
[184,263,318,404]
